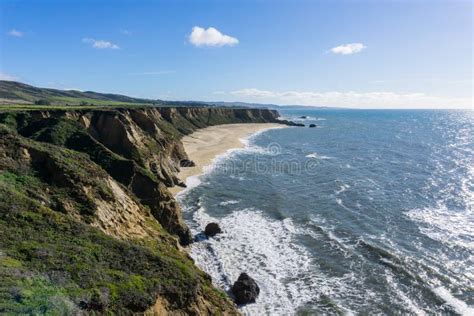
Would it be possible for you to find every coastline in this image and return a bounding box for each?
[170,123,285,196]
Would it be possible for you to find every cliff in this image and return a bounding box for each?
[0,106,284,314]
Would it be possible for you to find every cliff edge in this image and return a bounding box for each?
[0,107,284,314]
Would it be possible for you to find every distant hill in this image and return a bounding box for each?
[206,101,341,110]
[0,81,160,106]
[0,80,341,110]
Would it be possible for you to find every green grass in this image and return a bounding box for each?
[0,103,159,111]
[0,184,205,314]
[0,123,235,314]
[49,96,157,106]
[0,103,279,314]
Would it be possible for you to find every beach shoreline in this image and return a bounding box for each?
[170,123,286,196]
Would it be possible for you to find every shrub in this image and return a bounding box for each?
[34,99,51,106]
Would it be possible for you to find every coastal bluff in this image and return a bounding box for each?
[0,107,286,315]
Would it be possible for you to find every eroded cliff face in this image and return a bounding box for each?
[0,106,282,315]
[4,107,281,244]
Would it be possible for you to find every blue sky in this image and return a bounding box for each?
[1,0,472,109]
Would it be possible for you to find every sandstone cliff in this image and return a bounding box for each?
[0,106,283,315]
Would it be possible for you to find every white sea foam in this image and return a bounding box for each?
[184,175,202,190]
[406,205,474,250]
[406,204,474,291]
[188,206,402,314]
[188,208,368,314]
[188,208,319,315]
[229,174,246,181]
[432,286,474,315]
[305,152,332,159]
[219,200,240,206]
[384,273,427,315]
[175,175,202,199]
[335,198,352,212]
[335,184,351,195]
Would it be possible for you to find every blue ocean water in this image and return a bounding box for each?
[178,109,474,315]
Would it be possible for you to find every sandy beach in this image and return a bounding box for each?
[170,123,285,196]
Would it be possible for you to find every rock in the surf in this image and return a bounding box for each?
[180,159,196,167]
[204,223,222,237]
[231,273,260,304]
[309,124,316,128]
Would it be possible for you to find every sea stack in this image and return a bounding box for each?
[204,223,222,237]
[231,273,260,304]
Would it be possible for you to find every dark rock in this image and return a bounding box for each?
[277,119,305,127]
[299,115,308,119]
[204,223,222,237]
[231,273,260,304]
[176,180,187,188]
[309,124,316,128]
[180,159,196,167]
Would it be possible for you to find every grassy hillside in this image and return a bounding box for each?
[0,81,294,111]
[0,122,236,314]
[0,106,284,314]
[0,81,163,107]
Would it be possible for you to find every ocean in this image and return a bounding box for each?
[177,109,473,315]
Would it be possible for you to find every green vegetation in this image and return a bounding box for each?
[0,80,157,107]
[0,185,202,314]
[0,105,279,314]
[0,80,221,109]
[0,122,235,314]
[34,99,51,106]
[0,104,156,111]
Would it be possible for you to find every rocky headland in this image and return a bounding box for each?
[0,106,291,314]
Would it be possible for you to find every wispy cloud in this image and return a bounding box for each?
[82,38,120,49]
[120,29,132,35]
[7,29,23,37]
[331,43,366,55]
[128,70,175,76]
[0,72,19,81]
[370,78,472,85]
[188,26,238,47]
[230,88,472,109]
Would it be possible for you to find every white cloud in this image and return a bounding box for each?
[8,29,23,37]
[331,43,366,55]
[120,29,132,35]
[230,88,472,109]
[0,73,19,81]
[188,26,238,47]
[82,38,120,49]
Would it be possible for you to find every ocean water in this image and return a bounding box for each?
[177,109,474,315]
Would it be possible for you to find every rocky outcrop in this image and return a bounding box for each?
[204,223,222,237]
[283,120,305,127]
[0,106,284,314]
[231,273,260,305]
[0,107,283,246]
[0,114,249,314]
[180,159,196,167]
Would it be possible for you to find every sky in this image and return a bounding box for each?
[0,0,472,109]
